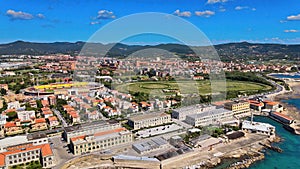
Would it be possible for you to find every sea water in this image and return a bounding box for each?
[249,104,300,169]
[270,74,300,79]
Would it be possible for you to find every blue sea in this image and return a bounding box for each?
[249,99,300,169]
[270,73,300,79]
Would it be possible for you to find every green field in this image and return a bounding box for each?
[113,80,272,97]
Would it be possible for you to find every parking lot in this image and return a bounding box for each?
[49,136,74,169]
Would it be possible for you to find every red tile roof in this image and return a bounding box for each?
[4,122,16,128]
[35,118,46,123]
[266,101,279,106]
[43,110,53,115]
[273,112,293,121]
[0,143,53,166]
[0,154,5,166]
[48,116,58,122]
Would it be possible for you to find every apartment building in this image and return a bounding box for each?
[128,112,171,130]
[224,100,250,117]
[0,133,54,168]
[185,108,233,127]
[69,127,133,155]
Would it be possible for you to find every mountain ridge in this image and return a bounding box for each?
[0,41,299,61]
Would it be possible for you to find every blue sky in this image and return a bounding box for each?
[0,0,300,44]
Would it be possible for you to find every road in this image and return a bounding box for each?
[52,108,69,128]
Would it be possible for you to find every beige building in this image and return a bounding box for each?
[224,100,250,117]
[63,120,121,143]
[70,127,133,155]
[0,134,54,169]
[128,112,171,130]
[0,143,54,168]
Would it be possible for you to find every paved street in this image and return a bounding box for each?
[49,136,74,169]
[52,108,69,128]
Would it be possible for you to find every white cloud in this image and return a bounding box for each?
[6,9,34,20]
[284,29,299,33]
[36,13,45,19]
[235,6,249,10]
[90,21,100,25]
[173,9,192,17]
[207,0,228,4]
[251,8,256,11]
[195,10,215,17]
[287,14,300,21]
[219,6,226,12]
[96,10,116,19]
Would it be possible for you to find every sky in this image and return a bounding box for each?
[0,0,300,45]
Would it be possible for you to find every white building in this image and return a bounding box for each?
[185,108,233,127]
[242,120,275,137]
[128,112,171,130]
[172,104,216,121]
[17,111,35,122]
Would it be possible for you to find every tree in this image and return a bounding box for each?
[0,88,7,96]
[6,111,18,121]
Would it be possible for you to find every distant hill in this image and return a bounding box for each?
[0,41,299,61]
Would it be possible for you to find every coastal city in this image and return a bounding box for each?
[0,51,299,169]
[1,0,300,169]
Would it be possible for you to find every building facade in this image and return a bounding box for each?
[128,112,171,130]
[0,134,54,169]
[171,104,216,121]
[69,127,133,155]
[224,100,250,117]
[185,108,233,127]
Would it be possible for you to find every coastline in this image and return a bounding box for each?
[274,81,300,121]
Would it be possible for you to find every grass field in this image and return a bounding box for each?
[113,80,272,97]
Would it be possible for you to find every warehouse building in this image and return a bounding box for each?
[242,120,275,137]
[132,137,169,154]
[128,112,171,130]
[185,108,233,127]
[171,104,216,121]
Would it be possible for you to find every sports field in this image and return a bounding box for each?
[113,80,272,96]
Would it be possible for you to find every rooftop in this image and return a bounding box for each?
[0,136,28,150]
[132,137,168,153]
[272,112,293,121]
[242,120,275,132]
[113,155,159,162]
[186,108,232,119]
[129,112,169,121]
[27,133,47,140]
[172,104,215,113]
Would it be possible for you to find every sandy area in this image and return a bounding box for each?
[274,81,300,121]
